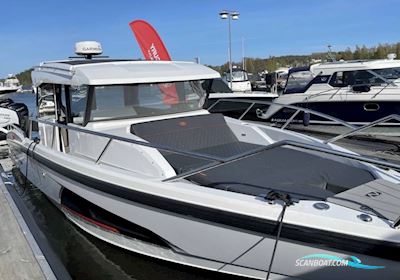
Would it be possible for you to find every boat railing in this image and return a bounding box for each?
[207,98,400,142]
[207,98,358,129]
[324,114,400,144]
[27,117,400,183]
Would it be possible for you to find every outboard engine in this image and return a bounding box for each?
[0,98,15,107]
[0,98,29,138]
[7,102,29,131]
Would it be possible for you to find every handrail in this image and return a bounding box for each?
[325,114,400,144]
[163,139,400,182]
[31,118,400,184]
[35,119,225,163]
[207,98,400,146]
[207,98,357,129]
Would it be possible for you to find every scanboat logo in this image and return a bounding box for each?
[295,254,385,270]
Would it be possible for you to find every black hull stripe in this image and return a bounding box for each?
[12,142,400,261]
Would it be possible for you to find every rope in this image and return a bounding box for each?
[265,191,292,280]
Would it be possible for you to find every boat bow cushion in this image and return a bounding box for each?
[131,113,375,199]
[131,114,262,171]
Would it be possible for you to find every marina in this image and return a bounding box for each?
[1,2,400,279]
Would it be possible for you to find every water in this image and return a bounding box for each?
[2,92,399,280]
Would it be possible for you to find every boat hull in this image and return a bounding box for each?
[267,101,400,125]
[7,136,400,280]
[0,89,19,94]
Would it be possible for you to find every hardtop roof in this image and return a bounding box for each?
[31,59,221,87]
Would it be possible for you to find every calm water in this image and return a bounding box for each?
[3,92,399,280]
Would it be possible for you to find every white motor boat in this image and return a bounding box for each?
[0,74,22,94]
[261,55,400,125]
[6,42,400,280]
[223,69,252,92]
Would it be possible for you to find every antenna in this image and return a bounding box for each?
[327,44,336,62]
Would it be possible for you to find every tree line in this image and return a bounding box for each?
[8,42,400,86]
[209,42,400,75]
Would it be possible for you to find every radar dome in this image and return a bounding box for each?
[75,41,103,58]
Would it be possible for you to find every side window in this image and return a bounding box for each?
[70,86,88,125]
[38,84,56,118]
[353,70,385,86]
[329,72,347,87]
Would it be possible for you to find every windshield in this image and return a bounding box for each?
[284,70,314,94]
[89,80,210,121]
[225,70,248,82]
[203,78,232,93]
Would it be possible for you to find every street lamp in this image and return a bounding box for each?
[219,10,239,89]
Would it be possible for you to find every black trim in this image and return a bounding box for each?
[64,85,73,123]
[15,144,400,261]
[83,86,94,126]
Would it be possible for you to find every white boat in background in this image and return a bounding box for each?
[0,74,22,94]
[6,42,400,280]
[223,68,252,92]
[260,54,400,125]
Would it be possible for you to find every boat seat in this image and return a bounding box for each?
[131,113,376,199]
[130,114,262,172]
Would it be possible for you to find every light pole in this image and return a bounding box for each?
[219,10,239,89]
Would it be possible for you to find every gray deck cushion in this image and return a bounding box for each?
[131,114,375,199]
[131,113,246,152]
[187,146,376,200]
[131,114,262,172]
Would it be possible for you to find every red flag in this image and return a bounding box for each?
[129,20,172,61]
[129,20,178,105]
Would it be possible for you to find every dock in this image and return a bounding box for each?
[0,172,54,279]
[0,145,68,280]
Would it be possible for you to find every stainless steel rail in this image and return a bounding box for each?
[163,139,400,182]
[207,98,358,129]
[31,118,400,184]
[325,114,400,144]
[208,98,400,145]
[35,119,225,163]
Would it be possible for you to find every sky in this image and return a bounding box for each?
[1,0,400,77]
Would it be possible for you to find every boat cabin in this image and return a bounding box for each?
[31,42,226,154]
[284,55,400,94]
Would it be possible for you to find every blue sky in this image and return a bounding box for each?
[1,0,399,77]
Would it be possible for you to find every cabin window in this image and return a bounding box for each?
[225,71,248,82]
[373,67,400,81]
[202,78,232,93]
[37,84,56,118]
[284,70,314,94]
[352,70,385,86]
[70,85,88,125]
[330,70,386,87]
[88,80,208,122]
